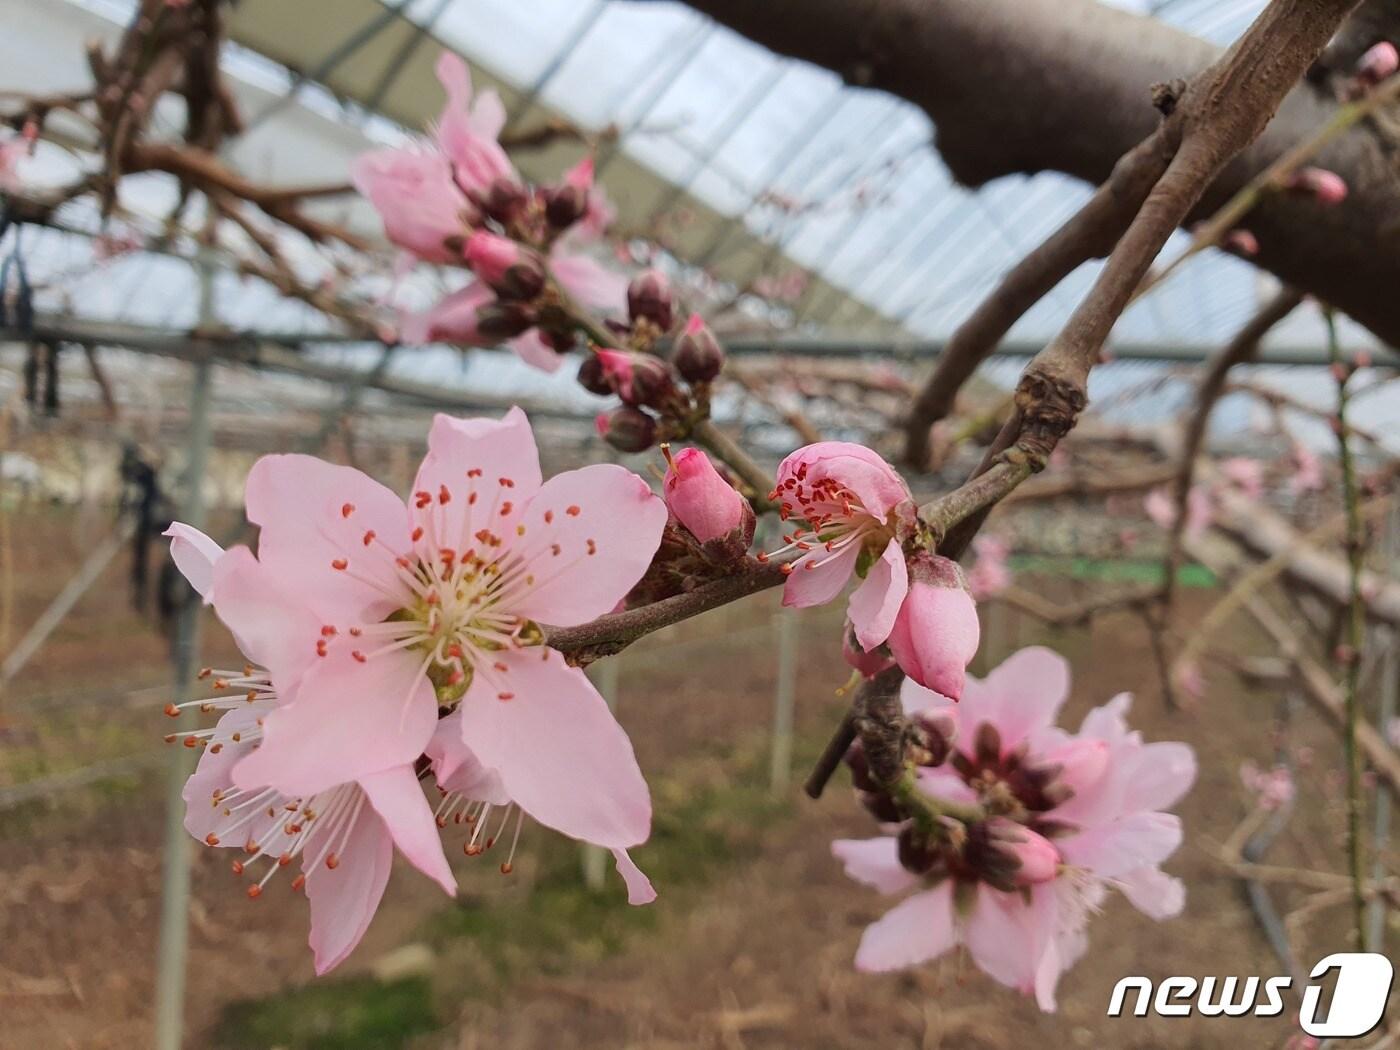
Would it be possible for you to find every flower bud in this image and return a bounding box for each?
[662,446,754,555]
[896,825,943,876]
[577,353,613,396]
[885,552,980,699]
[476,175,529,224]
[986,818,1060,886]
[473,300,537,340]
[1283,167,1347,206]
[464,230,547,301]
[1357,41,1399,86]
[1223,228,1260,256]
[596,349,676,408]
[672,313,724,383]
[545,156,594,230]
[627,269,675,332]
[595,406,656,453]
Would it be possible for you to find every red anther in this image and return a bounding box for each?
[544,510,554,524]
[475,529,492,544]
[805,561,817,571]
[290,874,306,892]
[246,885,262,899]
[349,627,362,637]
[550,543,562,556]
[446,643,464,658]
[212,679,229,690]
[447,669,465,686]
[326,853,340,870]
[331,558,348,571]
[362,530,377,546]
[780,564,794,576]
[467,468,483,478]
[231,860,244,876]
[316,639,329,657]
[395,556,410,569]
[411,526,424,542]
[210,743,223,754]
[586,539,597,555]
[415,491,432,509]
[244,841,259,855]
[500,862,513,875]
[425,592,440,606]
[440,548,456,564]
[438,484,452,505]
[278,853,292,867]
[756,551,769,563]
[796,541,813,552]
[205,833,220,846]
[499,477,514,488]
[498,692,515,701]
[321,625,337,637]
[164,703,180,717]
[465,843,482,856]
[163,734,177,744]
[566,505,581,517]
[198,667,213,679]
[468,492,478,505]
[352,650,367,664]
[499,501,513,516]
[230,733,242,743]
[493,661,508,673]
[183,736,199,748]
[341,503,355,518]
[436,816,448,829]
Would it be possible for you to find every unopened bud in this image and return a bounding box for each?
[577,353,613,396]
[986,818,1060,886]
[595,406,657,453]
[476,176,529,224]
[672,313,724,383]
[474,300,537,340]
[545,184,589,230]
[464,231,547,301]
[627,269,675,332]
[596,349,676,408]
[1357,41,1399,87]
[1223,229,1260,256]
[1283,167,1347,206]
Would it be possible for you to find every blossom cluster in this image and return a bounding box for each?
[834,647,1196,1009]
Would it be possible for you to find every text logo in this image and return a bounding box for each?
[1107,953,1393,1038]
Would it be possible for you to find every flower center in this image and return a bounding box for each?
[759,473,890,574]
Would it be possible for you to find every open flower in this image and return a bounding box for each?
[763,442,977,696]
[164,529,455,974]
[222,407,667,898]
[834,647,1195,1011]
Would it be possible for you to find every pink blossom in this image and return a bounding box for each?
[1289,441,1325,495]
[352,149,472,265]
[431,53,512,196]
[1143,485,1213,537]
[765,443,979,696]
[662,447,751,545]
[967,535,1012,600]
[218,408,666,903]
[1239,760,1295,811]
[1223,229,1260,256]
[0,136,27,193]
[1219,457,1264,500]
[164,528,455,974]
[834,648,1195,1010]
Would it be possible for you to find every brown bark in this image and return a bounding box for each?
[674,0,1400,347]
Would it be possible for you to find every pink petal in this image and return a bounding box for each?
[1118,867,1186,919]
[1121,741,1197,813]
[508,464,667,627]
[457,647,650,849]
[412,408,544,553]
[963,646,1070,752]
[360,765,455,897]
[914,765,980,807]
[509,330,566,372]
[400,282,495,346]
[900,676,956,717]
[886,581,980,698]
[182,701,277,845]
[781,539,861,609]
[207,546,324,681]
[964,884,1056,996]
[1034,925,1087,1012]
[433,53,513,191]
[164,522,223,600]
[232,645,436,798]
[351,148,466,265]
[549,249,627,316]
[775,442,911,520]
[469,88,507,141]
[853,884,956,972]
[611,849,656,905]
[425,711,511,805]
[848,538,908,651]
[245,454,413,624]
[305,792,394,975]
[831,837,918,895]
[1058,812,1182,878]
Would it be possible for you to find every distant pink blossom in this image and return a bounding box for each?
[1284,167,1347,206]
[1143,485,1213,537]
[1289,442,1325,495]
[1219,457,1265,500]
[834,648,1196,1011]
[967,535,1012,600]
[1240,760,1295,811]
[164,527,455,974]
[202,408,666,905]
[763,443,978,696]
